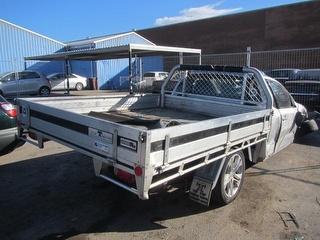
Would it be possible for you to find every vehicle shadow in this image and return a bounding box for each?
[3,131,318,240]
[246,131,320,188]
[247,164,320,187]
[294,130,320,147]
[0,151,217,240]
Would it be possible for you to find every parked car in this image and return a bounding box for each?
[0,71,51,97]
[143,71,168,81]
[47,73,87,91]
[284,69,320,110]
[285,80,320,110]
[293,69,320,81]
[265,68,300,85]
[0,95,20,155]
[134,71,168,92]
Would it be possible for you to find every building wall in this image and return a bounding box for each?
[0,19,65,74]
[94,33,158,89]
[70,60,95,79]
[142,56,163,73]
[137,1,320,54]
[97,56,164,90]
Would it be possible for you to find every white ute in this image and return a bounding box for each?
[17,65,309,206]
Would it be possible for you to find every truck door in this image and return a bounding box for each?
[268,79,298,153]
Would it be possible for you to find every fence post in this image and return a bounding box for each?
[179,52,184,64]
[246,46,251,67]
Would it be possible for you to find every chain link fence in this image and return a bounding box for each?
[162,47,320,70]
[1,47,320,110]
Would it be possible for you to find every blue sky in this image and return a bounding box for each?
[1,0,305,42]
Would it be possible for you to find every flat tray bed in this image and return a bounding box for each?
[88,108,212,129]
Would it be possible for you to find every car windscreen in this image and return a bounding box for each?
[0,72,10,80]
[0,73,16,82]
[48,73,65,80]
[47,73,58,79]
[143,73,155,77]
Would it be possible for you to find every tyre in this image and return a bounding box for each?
[302,119,319,134]
[213,151,245,205]
[39,86,50,96]
[75,83,84,91]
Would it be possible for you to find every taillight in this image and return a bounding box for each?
[0,102,17,118]
[114,168,135,184]
[134,166,143,176]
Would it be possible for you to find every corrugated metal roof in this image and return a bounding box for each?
[0,18,65,46]
[66,33,118,46]
[25,43,202,61]
[66,32,155,47]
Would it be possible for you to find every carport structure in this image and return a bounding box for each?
[25,43,201,94]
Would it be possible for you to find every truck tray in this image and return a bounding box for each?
[88,108,212,129]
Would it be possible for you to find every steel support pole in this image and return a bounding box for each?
[90,44,94,78]
[129,50,133,94]
[139,57,143,82]
[65,59,70,95]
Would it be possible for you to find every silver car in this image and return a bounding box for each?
[47,73,87,91]
[0,71,51,97]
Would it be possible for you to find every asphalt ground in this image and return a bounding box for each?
[0,130,319,240]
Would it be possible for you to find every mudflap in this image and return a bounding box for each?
[189,177,213,206]
[189,158,225,206]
